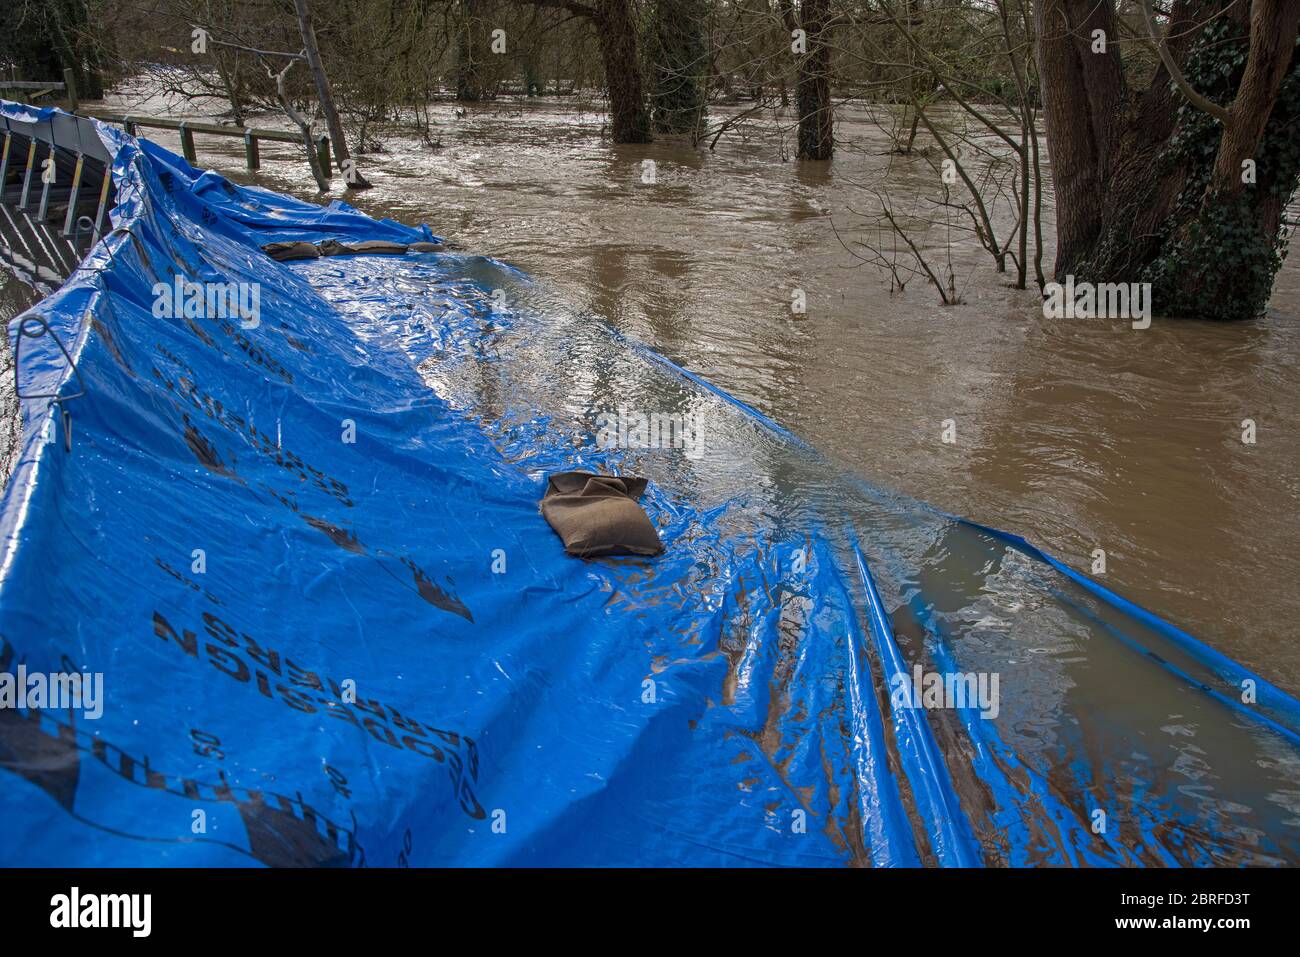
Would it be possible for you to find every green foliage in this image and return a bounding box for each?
[1140,21,1300,321]
[1142,191,1286,322]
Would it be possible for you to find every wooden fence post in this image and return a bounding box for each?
[179,122,197,164]
[63,68,78,113]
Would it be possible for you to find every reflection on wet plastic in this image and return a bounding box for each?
[1,104,1297,867]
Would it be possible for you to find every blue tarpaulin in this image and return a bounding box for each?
[2,103,1298,867]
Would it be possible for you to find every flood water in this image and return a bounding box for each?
[5,93,1299,694]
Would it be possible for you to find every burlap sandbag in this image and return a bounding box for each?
[262,241,321,262]
[318,239,410,257]
[540,472,663,558]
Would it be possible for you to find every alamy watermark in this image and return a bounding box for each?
[596,406,706,460]
[891,664,1000,719]
[0,665,104,719]
[1043,275,1151,329]
[50,887,150,937]
[152,275,261,329]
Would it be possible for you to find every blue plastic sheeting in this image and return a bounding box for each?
[2,103,1299,867]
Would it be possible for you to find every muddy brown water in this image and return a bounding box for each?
[3,95,1298,694]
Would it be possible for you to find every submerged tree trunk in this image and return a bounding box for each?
[456,0,486,102]
[647,0,709,135]
[1035,0,1300,320]
[515,0,650,142]
[293,0,371,189]
[266,59,330,193]
[593,0,653,143]
[783,0,834,159]
[213,48,248,126]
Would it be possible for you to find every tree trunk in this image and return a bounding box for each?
[1035,0,1300,320]
[268,61,330,193]
[1210,0,1300,194]
[1034,0,1126,277]
[293,0,371,189]
[593,0,653,143]
[648,0,708,135]
[214,53,246,126]
[10,0,104,100]
[784,0,834,159]
[456,0,486,102]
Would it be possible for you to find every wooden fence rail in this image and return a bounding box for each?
[0,85,327,176]
[86,111,329,175]
[0,70,78,110]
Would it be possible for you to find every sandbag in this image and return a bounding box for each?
[347,240,410,254]
[318,239,410,257]
[540,472,663,558]
[261,241,320,262]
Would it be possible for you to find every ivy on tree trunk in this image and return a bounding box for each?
[594,0,653,143]
[647,0,709,136]
[1036,0,1300,321]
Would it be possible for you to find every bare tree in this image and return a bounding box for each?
[292,0,371,188]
